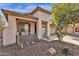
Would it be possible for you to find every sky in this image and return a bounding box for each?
[0,3,52,14]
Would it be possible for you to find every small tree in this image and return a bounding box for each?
[52,3,79,41]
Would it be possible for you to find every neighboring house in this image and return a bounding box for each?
[1,7,55,46]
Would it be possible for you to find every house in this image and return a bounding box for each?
[1,7,79,46]
[1,7,55,46]
[0,7,79,46]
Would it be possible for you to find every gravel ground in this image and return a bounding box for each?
[0,40,79,56]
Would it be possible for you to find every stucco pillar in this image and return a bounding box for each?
[46,22,50,37]
[3,15,17,46]
[37,19,42,39]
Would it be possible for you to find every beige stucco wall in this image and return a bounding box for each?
[67,24,79,33]
[30,22,35,34]
[33,10,49,21]
[67,24,74,33]
[3,15,17,46]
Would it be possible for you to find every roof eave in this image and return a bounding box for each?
[1,9,38,22]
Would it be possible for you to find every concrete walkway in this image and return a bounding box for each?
[42,35,58,41]
[42,35,79,46]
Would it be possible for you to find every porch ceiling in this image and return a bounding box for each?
[16,18,36,24]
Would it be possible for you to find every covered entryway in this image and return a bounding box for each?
[16,19,39,43]
[16,18,36,35]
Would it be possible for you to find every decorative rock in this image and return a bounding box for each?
[32,42,35,43]
[48,47,56,55]
[26,42,29,44]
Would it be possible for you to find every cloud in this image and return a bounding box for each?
[12,5,36,13]
[5,3,51,13]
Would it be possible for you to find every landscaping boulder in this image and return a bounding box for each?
[48,47,56,55]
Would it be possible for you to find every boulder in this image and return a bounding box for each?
[48,47,56,55]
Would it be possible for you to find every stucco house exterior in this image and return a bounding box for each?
[1,7,55,46]
[1,7,79,46]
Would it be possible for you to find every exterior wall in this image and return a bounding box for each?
[33,10,49,21]
[30,22,35,34]
[67,24,74,33]
[36,19,42,39]
[67,24,79,33]
[3,15,17,46]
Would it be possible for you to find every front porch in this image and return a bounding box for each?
[16,18,51,41]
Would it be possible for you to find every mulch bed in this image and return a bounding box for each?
[0,40,79,56]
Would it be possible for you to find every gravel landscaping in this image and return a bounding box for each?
[0,40,79,56]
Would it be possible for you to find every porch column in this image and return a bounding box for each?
[37,19,42,39]
[3,15,17,46]
[46,22,50,37]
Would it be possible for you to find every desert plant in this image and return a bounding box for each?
[16,34,23,49]
[62,48,72,56]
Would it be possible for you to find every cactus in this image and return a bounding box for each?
[16,35,24,49]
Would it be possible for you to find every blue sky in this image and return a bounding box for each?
[0,3,52,14]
